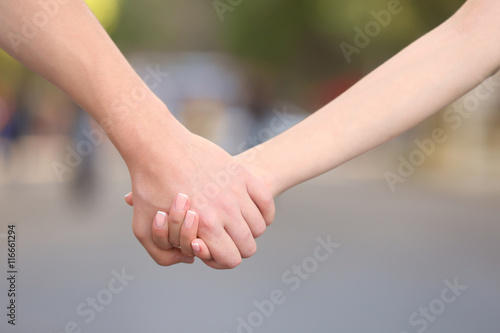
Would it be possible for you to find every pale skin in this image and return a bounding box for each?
[127,0,500,261]
[2,0,499,267]
[0,0,275,269]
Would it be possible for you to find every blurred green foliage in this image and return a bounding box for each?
[218,0,464,78]
[1,0,466,102]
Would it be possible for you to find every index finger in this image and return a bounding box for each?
[132,208,194,266]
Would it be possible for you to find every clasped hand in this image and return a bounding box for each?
[124,126,275,269]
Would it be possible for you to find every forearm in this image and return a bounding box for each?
[0,0,179,163]
[245,0,500,196]
[0,1,276,269]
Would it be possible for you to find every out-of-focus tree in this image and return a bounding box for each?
[218,0,465,87]
[85,0,122,33]
[0,0,467,106]
[111,0,220,52]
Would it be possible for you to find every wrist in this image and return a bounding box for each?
[99,90,187,169]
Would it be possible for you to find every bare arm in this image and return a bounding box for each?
[0,0,154,156]
[0,0,275,269]
[239,0,500,196]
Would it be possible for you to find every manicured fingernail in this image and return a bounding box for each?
[154,211,166,228]
[124,193,130,198]
[174,193,188,212]
[184,210,196,229]
[192,242,200,253]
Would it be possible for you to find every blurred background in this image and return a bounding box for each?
[1,0,500,332]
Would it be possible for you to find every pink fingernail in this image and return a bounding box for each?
[154,211,166,228]
[184,210,195,229]
[192,242,200,253]
[174,193,188,212]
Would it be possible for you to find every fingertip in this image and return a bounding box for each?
[173,193,189,212]
[183,210,197,230]
[191,238,212,260]
[180,210,198,256]
[191,241,200,253]
[124,192,133,206]
[154,211,167,229]
[151,211,172,250]
[169,194,192,249]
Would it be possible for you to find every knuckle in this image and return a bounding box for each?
[168,236,180,248]
[264,206,275,226]
[224,256,242,269]
[255,192,275,227]
[263,194,275,210]
[264,200,276,225]
[241,243,257,259]
[179,234,189,246]
[181,250,195,257]
[169,213,182,226]
[229,225,253,244]
[153,256,173,267]
[153,231,169,246]
[153,229,166,240]
[253,221,266,238]
[265,215,275,227]
[198,216,218,234]
[154,237,170,250]
[132,226,148,243]
[242,226,254,241]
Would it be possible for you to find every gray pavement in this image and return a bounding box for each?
[0,170,499,333]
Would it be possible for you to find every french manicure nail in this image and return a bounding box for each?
[184,210,195,229]
[154,211,166,228]
[174,193,188,212]
[192,242,200,253]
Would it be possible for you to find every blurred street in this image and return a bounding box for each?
[0,154,499,333]
[1,1,500,332]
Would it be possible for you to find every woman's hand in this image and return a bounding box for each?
[124,140,279,269]
[125,192,213,266]
[124,115,275,269]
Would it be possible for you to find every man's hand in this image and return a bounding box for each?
[125,118,275,269]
